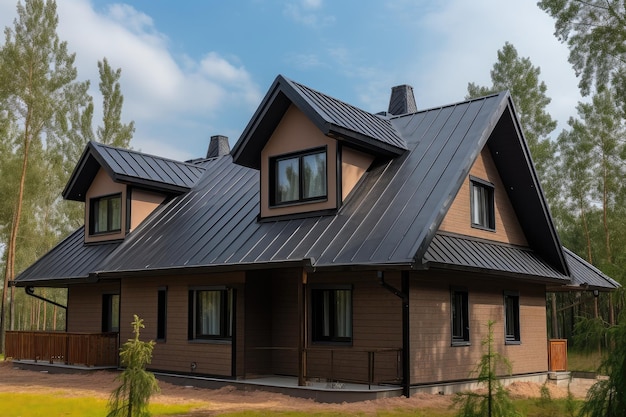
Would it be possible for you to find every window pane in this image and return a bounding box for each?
[197,291,221,336]
[505,294,520,341]
[471,181,493,229]
[335,289,352,338]
[276,158,299,203]
[110,197,121,231]
[111,294,120,332]
[97,200,108,233]
[302,152,327,199]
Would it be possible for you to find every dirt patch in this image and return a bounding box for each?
[0,361,594,414]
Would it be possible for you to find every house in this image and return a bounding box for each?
[9,75,618,401]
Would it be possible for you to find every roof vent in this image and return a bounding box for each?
[207,135,230,158]
[388,85,417,115]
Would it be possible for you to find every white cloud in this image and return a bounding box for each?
[1,0,261,161]
[283,0,335,28]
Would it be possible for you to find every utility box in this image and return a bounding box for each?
[548,339,568,372]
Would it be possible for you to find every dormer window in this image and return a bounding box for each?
[470,177,495,231]
[90,193,122,235]
[271,147,327,206]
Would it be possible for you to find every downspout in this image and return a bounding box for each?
[378,271,410,398]
[25,286,67,310]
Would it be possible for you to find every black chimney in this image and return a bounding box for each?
[388,85,417,115]
[207,135,230,158]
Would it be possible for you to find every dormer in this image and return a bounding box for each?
[63,141,206,243]
[232,75,409,219]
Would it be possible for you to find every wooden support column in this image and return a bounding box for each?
[298,269,308,386]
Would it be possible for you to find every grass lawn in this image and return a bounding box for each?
[0,393,200,417]
[568,349,602,372]
[0,392,583,417]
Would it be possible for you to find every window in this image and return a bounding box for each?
[157,287,167,341]
[90,193,122,234]
[504,291,520,343]
[102,294,120,333]
[271,148,327,205]
[312,287,352,343]
[470,178,495,230]
[188,288,233,340]
[451,288,469,344]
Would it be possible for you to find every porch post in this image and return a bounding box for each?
[298,269,308,386]
[401,271,410,398]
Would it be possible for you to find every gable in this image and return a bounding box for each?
[438,146,528,246]
[260,105,338,218]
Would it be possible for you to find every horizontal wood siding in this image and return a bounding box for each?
[67,281,120,333]
[409,270,548,385]
[244,270,273,376]
[120,272,244,377]
[438,147,528,246]
[270,269,300,376]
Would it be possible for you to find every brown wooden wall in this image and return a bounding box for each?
[67,281,120,333]
[119,272,245,377]
[408,270,548,385]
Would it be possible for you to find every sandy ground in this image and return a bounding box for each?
[0,360,596,415]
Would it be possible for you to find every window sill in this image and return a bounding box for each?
[505,340,521,345]
[451,341,470,347]
[470,224,495,232]
[270,197,328,209]
[311,341,353,347]
[188,339,232,345]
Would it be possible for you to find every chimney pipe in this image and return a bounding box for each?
[388,85,417,115]
[207,135,230,158]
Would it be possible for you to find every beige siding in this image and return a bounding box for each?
[85,168,127,243]
[409,270,548,384]
[67,281,120,332]
[438,147,528,246]
[341,147,373,201]
[120,272,244,377]
[260,105,338,218]
[129,189,165,231]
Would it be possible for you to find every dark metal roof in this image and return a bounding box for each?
[423,233,569,282]
[232,75,407,169]
[14,79,616,292]
[563,248,620,290]
[63,142,206,201]
[15,228,120,285]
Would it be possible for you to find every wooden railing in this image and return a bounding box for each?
[5,331,119,367]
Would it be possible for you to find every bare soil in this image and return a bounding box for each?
[0,360,595,415]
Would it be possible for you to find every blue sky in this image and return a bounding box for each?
[0,0,582,162]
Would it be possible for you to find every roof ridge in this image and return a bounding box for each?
[90,141,205,170]
[389,91,508,120]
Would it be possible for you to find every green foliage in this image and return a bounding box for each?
[466,42,557,202]
[107,315,159,417]
[453,321,522,417]
[538,0,626,106]
[579,314,626,417]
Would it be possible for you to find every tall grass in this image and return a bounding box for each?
[568,349,602,372]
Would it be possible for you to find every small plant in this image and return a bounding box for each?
[453,320,522,417]
[107,315,160,417]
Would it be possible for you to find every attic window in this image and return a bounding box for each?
[270,147,327,206]
[470,177,495,231]
[90,193,122,235]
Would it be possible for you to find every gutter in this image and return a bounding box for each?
[25,286,67,310]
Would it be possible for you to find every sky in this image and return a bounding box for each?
[0,0,583,162]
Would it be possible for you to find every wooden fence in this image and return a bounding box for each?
[5,331,119,367]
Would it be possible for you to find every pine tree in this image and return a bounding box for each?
[108,315,159,417]
[0,0,91,349]
[453,321,521,417]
